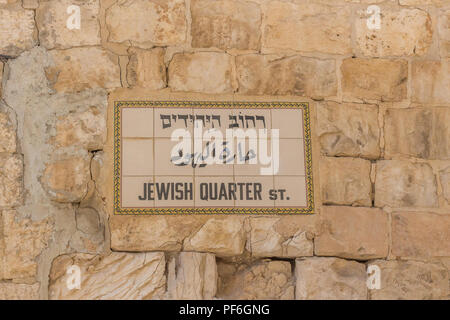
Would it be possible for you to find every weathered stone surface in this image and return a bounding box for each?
[40,156,91,203]
[0,154,23,207]
[384,108,449,160]
[356,8,432,57]
[47,47,121,93]
[217,260,294,300]
[166,252,217,300]
[295,257,367,300]
[49,252,166,300]
[392,211,450,259]
[36,0,101,49]
[248,218,313,258]
[184,217,246,257]
[0,283,40,300]
[411,59,450,104]
[0,61,3,97]
[317,101,380,159]
[315,206,389,260]
[22,0,39,9]
[342,58,407,102]
[439,10,450,58]
[236,55,337,98]
[375,160,438,208]
[106,0,186,46]
[369,260,449,300]
[50,106,106,151]
[0,7,37,56]
[127,47,166,89]
[1,210,53,280]
[262,1,352,54]
[399,0,447,6]
[75,207,101,235]
[320,157,372,206]
[440,166,450,204]
[0,105,16,153]
[191,0,261,50]
[168,52,233,94]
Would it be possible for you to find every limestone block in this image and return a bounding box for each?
[0,283,40,300]
[440,166,450,204]
[0,7,37,56]
[411,59,450,104]
[127,47,166,89]
[0,154,23,207]
[0,104,17,153]
[439,10,450,58]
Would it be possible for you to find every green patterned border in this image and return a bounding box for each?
[114,101,315,215]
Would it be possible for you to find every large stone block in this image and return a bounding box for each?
[384,108,449,160]
[295,257,367,300]
[191,0,261,50]
[127,47,166,89]
[0,154,23,207]
[0,105,16,153]
[439,10,450,58]
[315,206,389,260]
[341,58,407,102]
[0,283,40,300]
[262,1,352,54]
[375,160,438,208]
[411,59,450,104]
[0,7,37,56]
[316,101,380,159]
[391,211,450,259]
[49,252,166,300]
[36,0,101,49]
[236,55,337,98]
[440,166,450,204]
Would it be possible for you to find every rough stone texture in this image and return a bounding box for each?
[0,283,40,300]
[168,52,233,94]
[315,206,389,260]
[295,257,367,300]
[49,252,166,300]
[217,260,295,300]
[0,105,16,153]
[342,58,407,102]
[248,218,314,258]
[355,8,433,57]
[191,0,261,50]
[375,161,438,208]
[0,61,3,97]
[0,154,23,207]
[411,59,450,104]
[439,10,450,58]
[317,101,380,159]
[36,0,101,49]
[440,166,450,204]
[166,252,217,300]
[320,157,372,206]
[384,108,449,160]
[392,212,450,259]
[1,210,53,280]
[236,55,337,98]
[262,2,352,54]
[40,155,91,203]
[399,0,447,6]
[22,0,39,9]
[106,0,186,47]
[0,7,37,56]
[46,47,121,93]
[126,47,166,89]
[369,260,449,300]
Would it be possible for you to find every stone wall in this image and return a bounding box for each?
[0,0,449,300]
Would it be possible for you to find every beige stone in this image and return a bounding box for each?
[191,0,261,50]
[236,55,337,98]
[0,283,40,300]
[127,47,166,89]
[1,210,53,280]
[342,58,407,102]
[166,252,217,300]
[440,166,450,204]
[0,106,16,153]
[22,0,39,9]
[217,260,294,300]
[399,0,448,6]
[0,7,37,56]
[375,160,438,208]
[0,154,23,207]
[384,108,449,160]
[439,10,450,58]
[249,217,313,258]
[47,47,121,93]
[411,59,450,104]
[295,257,367,300]
[40,156,91,203]
[316,102,380,159]
[320,157,372,206]
[262,1,352,54]
[315,206,389,260]
[168,52,233,94]
[0,61,3,98]
[392,211,450,259]
[106,0,186,47]
[36,0,101,49]
[356,8,432,57]
[369,260,449,300]
[49,252,166,300]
